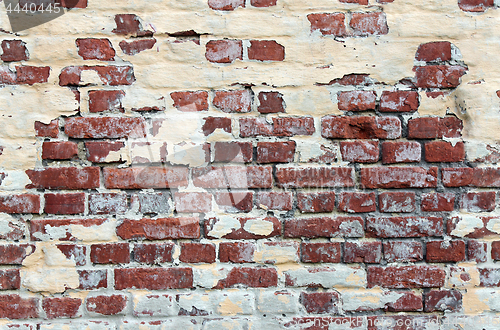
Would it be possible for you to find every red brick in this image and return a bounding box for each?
[30,218,107,241]
[203,117,232,136]
[65,117,146,139]
[35,120,59,138]
[307,13,347,37]
[322,116,401,139]
[44,193,85,215]
[115,268,193,289]
[59,65,135,86]
[171,91,208,112]
[257,91,285,113]
[213,89,252,113]
[414,65,466,88]
[219,242,255,263]
[205,40,243,63]
[385,291,423,312]
[0,244,34,265]
[367,265,445,288]
[60,0,88,8]
[119,38,156,55]
[42,141,78,160]
[104,167,188,189]
[459,191,496,212]
[425,141,465,162]
[76,38,115,61]
[116,217,200,240]
[301,242,341,263]
[205,217,281,239]
[43,297,82,319]
[174,192,211,213]
[468,240,487,262]
[344,241,382,264]
[381,141,421,164]
[276,167,353,188]
[88,90,125,113]
[491,241,500,261]
[407,117,463,139]
[86,295,127,315]
[193,166,272,189]
[273,116,315,136]
[214,267,278,289]
[213,142,253,163]
[251,0,276,6]
[214,191,253,212]
[89,193,127,215]
[78,270,107,290]
[133,243,174,264]
[340,141,379,163]
[26,167,100,190]
[340,0,368,4]
[0,295,38,319]
[366,216,443,238]
[479,268,500,287]
[300,292,339,314]
[338,91,376,111]
[112,14,152,36]
[297,191,335,213]
[458,0,494,12]
[442,167,500,187]
[426,240,466,262]
[0,270,20,290]
[416,42,452,62]
[424,290,462,312]
[338,192,376,213]
[383,241,423,262]
[0,66,17,84]
[0,194,40,214]
[16,66,50,85]
[91,243,130,264]
[256,192,293,211]
[257,141,295,163]
[180,243,216,263]
[284,216,364,238]
[57,244,86,266]
[248,40,285,61]
[379,90,419,112]
[447,216,500,238]
[360,167,438,188]
[379,192,416,213]
[239,117,273,137]
[86,141,125,163]
[208,0,245,10]
[421,193,455,212]
[350,12,388,36]
[1,40,28,62]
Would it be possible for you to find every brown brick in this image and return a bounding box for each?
[26,167,100,190]
[116,218,200,240]
[366,216,443,238]
[1,40,28,62]
[213,142,253,163]
[360,167,438,188]
[458,0,494,12]
[179,243,216,263]
[284,217,364,238]
[90,243,130,264]
[203,117,232,136]
[426,240,466,262]
[301,242,341,263]
[44,193,85,215]
[297,191,335,213]
[322,116,401,139]
[257,91,285,113]
[368,266,445,288]
[0,295,38,319]
[381,141,421,164]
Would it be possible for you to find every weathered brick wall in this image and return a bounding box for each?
[1,0,500,328]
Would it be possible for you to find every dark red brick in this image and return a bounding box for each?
[458,0,494,12]
[424,290,462,312]
[0,194,40,214]
[208,0,245,10]
[257,141,295,163]
[297,191,335,213]
[0,295,38,319]
[256,191,293,211]
[459,192,496,212]
[86,295,127,315]
[407,117,463,139]
[30,218,108,241]
[426,240,466,262]
[1,40,28,62]
[44,193,85,215]
[43,297,82,319]
[179,243,216,263]
[59,65,135,86]
[380,90,419,112]
[344,241,382,263]
[76,38,115,61]
[205,40,243,63]
[42,141,78,160]
[469,240,487,263]
[35,120,59,138]
[379,192,416,213]
[171,91,208,112]
[16,66,50,85]
[213,89,252,113]
[257,91,285,113]
[133,243,174,264]
[421,193,455,212]
[112,14,152,36]
[89,193,127,215]
[366,216,443,238]
[273,116,315,136]
[116,217,200,240]
[0,66,16,84]
[301,242,341,263]
[0,270,20,290]
[300,292,339,314]
[250,0,276,6]
[381,141,421,164]
[360,167,438,188]
[425,141,465,162]
[0,244,34,265]
[203,117,232,136]
[219,242,255,263]
[322,116,401,139]
[350,12,388,36]
[442,167,500,187]
[214,191,254,212]
[86,141,125,163]
[57,244,86,266]
[205,217,281,239]
[276,167,353,188]
[213,142,253,163]
[479,268,500,287]
[59,0,88,8]
[338,192,376,213]
[91,243,130,264]
[78,270,107,290]
[193,166,272,189]
[88,90,125,113]
[414,65,466,88]
[385,291,423,312]
[367,265,445,288]
[284,217,364,238]
[115,268,193,290]
[214,267,278,289]
[340,141,379,163]
[119,38,156,55]
[416,42,452,62]
[104,167,188,189]
[65,117,146,139]
[307,13,347,37]
[248,40,285,61]
[338,91,376,111]
[383,241,423,262]
[26,167,100,190]
[340,0,368,4]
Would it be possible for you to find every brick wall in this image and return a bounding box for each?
[1,0,500,328]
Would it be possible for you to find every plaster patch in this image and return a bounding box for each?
[243,219,274,236]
